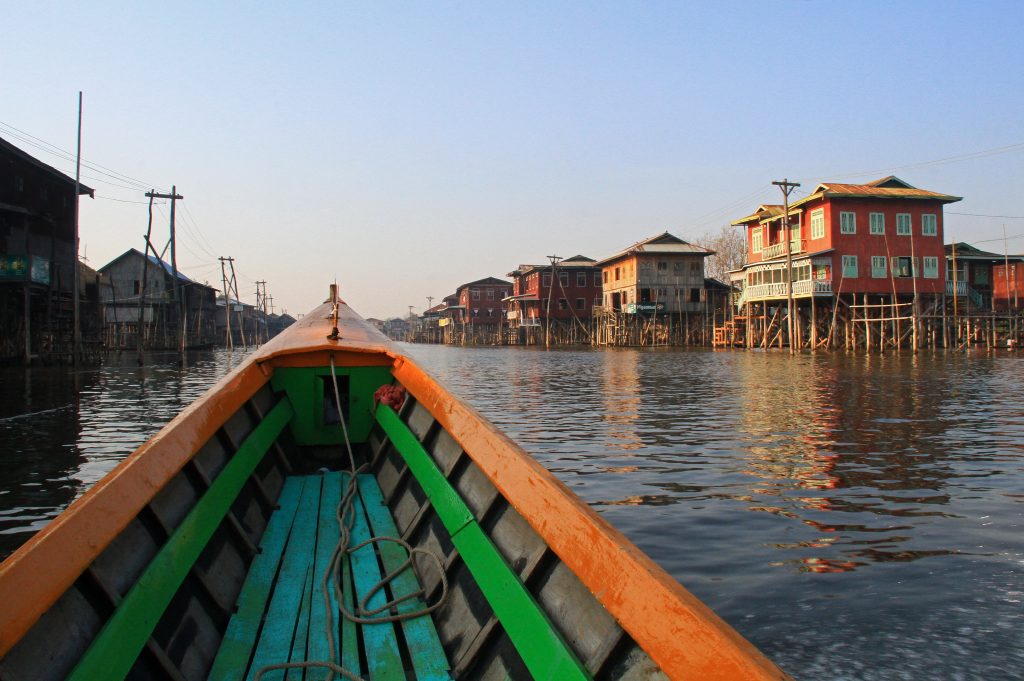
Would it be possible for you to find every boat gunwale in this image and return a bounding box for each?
[391,354,790,681]
[0,300,790,681]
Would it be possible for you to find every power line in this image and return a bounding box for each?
[948,211,1024,219]
[0,119,164,191]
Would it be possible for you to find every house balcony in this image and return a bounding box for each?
[736,279,832,307]
[946,280,985,308]
[761,239,803,261]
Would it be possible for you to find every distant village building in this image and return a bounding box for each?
[506,255,601,344]
[0,136,95,363]
[99,248,220,349]
[596,232,713,314]
[446,277,512,344]
[944,242,1024,312]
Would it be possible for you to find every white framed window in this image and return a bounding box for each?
[577,272,587,287]
[840,211,856,234]
[811,209,825,239]
[923,256,939,278]
[871,256,887,278]
[870,213,885,235]
[752,227,763,252]
[922,214,937,236]
[896,213,911,236]
[842,255,858,278]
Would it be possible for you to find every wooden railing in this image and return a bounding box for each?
[761,239,802,260]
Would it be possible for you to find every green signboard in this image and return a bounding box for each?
[0,255,52,284]
[0,255,29,281]
[625,302,666,314]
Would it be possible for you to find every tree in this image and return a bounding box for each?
[698,226,747,281]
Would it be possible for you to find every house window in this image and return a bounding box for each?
[896,213,911,236]
[976,267,989,285]
[892,256,915,278]
[870,213,885,235]
[559,272,569,287]
[575,297,585,309]
[657,261,668,271]
[922,214,937,236]
[542,273,551,286]
[923,256,939,279]
[614,267,621,281]
[603,271,609,284]
[577,272,587,287]
[558,298,568,310]
[690,262,700,274]
[133,280,141,294]
[472,289,480,300]
[811,209,825,239]
[752,227,763,252]
[594,272,601,287]
[871,256,887,278]
[842,255,858,278]
[594,296,602,308]
[840,211,856,234]
[690,288,701,302]
[486,289,494,300]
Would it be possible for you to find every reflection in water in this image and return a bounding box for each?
[0,350,249,558]
[404,344,1024,681]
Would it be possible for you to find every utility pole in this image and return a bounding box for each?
[73,91,83,365]
[145,187,184,354]
[772,179,800,354]
[545,254,562,348]
[219,257,234,350]
[255,280,267,345]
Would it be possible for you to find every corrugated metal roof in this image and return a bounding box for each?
[790,177,961,209]
[596,232,713,265]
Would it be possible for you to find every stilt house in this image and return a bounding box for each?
[506,255,601,344]
[0,136,94,363]
[729,176,962,349]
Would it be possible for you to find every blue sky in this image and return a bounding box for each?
[4,1,1023,318]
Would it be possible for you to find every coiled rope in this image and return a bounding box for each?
[253,355,448,680]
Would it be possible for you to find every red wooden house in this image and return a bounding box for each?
[452,277,512,327]
[732,176,961,306]
[506,255,602,329]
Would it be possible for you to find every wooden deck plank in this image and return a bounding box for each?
[307,471,343,669]
[339,474,361,677]
[285,565,313,681]
[67,398,295,681]
[246,475,323,681]
[208,476,304,681]
[348,477,406,681]
[357,474,450,681]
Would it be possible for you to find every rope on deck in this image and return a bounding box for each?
[253,355,448,681]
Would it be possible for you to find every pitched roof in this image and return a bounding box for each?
[99,248,198,284]
[508,254,598,278]
[0,136,95,197]
[790,176,961,208]
[456,276,512,290]
[945,242,1024,261]
[731,204,799,226]
[596,232,713,266]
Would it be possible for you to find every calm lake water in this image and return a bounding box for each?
[1,345,1022,680]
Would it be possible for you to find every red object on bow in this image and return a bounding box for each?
[374,385,407,411]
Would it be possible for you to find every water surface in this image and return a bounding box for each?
[403,344,1024,681]
[1,345,1021,680]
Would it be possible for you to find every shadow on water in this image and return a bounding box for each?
[402,343,1024,681]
